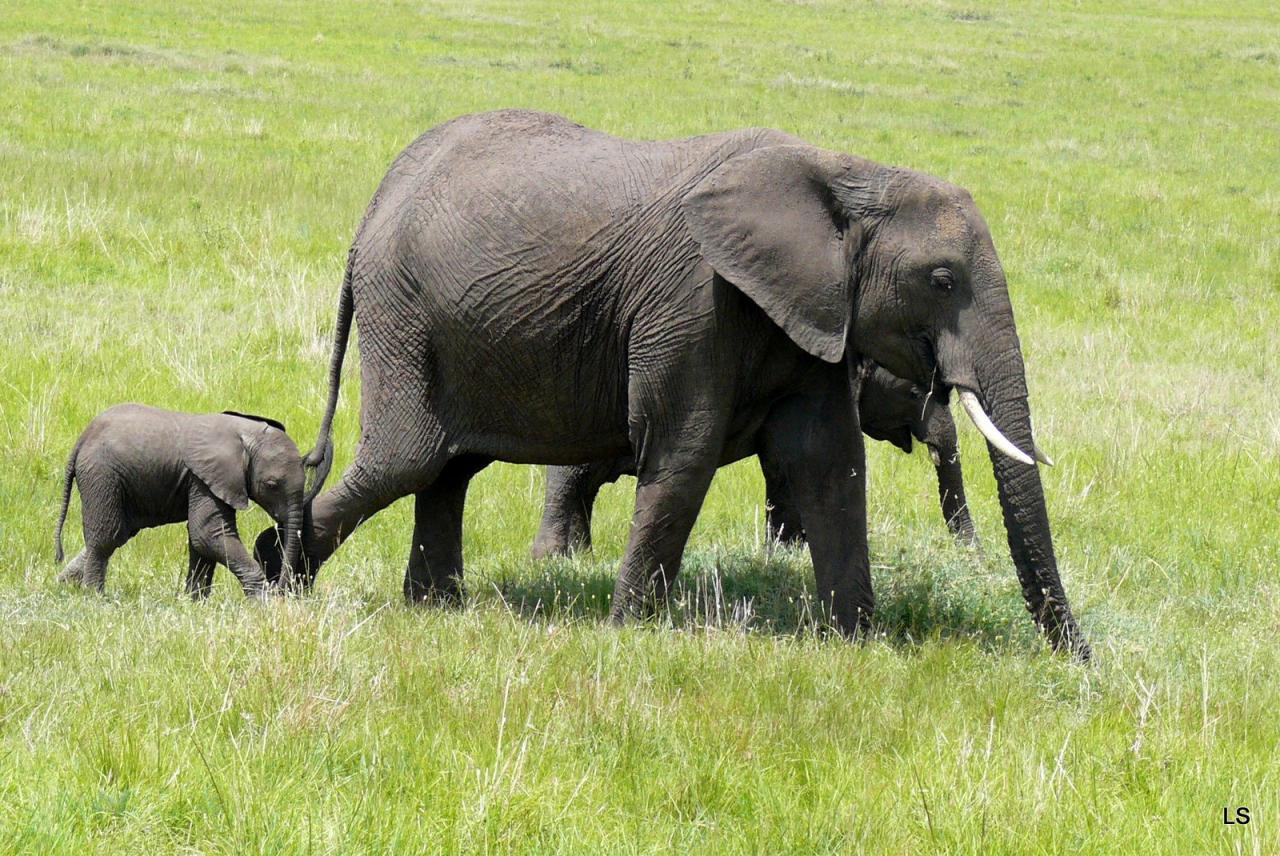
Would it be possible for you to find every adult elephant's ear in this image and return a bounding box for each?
[682,145,866,364]
[181,417,250,510]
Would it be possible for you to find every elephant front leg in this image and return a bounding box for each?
[192,533,267,600]
[188,486,267,599]
[758,456,806,548]
[759,382,873,637]
[185,543,216,599]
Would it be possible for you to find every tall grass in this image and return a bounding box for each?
[1,0,1277,851]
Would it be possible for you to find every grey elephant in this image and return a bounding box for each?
[256,109,1089,658]
[530,365,978,560]
[55,404,306,597]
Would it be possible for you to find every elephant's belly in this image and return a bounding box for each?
[122,476,190,532]
[414,272,640,461]
[432,327,635,464]
[457,432,634,467]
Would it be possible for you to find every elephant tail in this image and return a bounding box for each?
[54,435,83,563]
[303,248,355,503]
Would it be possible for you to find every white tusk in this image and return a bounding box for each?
[1032,441,1054,467]
[957,390,1035,466]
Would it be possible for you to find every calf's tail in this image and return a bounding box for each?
[54,435,84,563]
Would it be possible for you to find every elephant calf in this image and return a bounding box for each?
[531,365,979,559]
[54,405,306,597]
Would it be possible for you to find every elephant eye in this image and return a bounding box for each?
[909,386,924,399]
[930,268,955,291]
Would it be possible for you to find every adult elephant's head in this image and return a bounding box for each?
[683,145,1089,660]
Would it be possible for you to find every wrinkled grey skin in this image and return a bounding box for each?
[256,109,1088,659]
[530,365,977,559]
[55,404,305,597]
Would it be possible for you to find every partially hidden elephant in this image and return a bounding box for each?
[255,109,1089,658]
[55,405,306,597]
[530,364,978,560]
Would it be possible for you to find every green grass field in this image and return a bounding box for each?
[2,0,1278,851]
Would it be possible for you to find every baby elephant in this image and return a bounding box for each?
[54,404,306,598]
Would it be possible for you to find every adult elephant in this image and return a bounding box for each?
[530,365,979,560]
[256,109,1089,659]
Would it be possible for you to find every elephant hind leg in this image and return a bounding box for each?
[306,398,452,570]
[404,455,490,605]
[69,545,117,593]
[758,452,806,549]
[66,478,130,592]
[57,549,89,586]
[610,445,719,623]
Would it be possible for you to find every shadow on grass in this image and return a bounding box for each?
[485,543,1039,653]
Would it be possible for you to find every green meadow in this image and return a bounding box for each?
[1,0,1278,851]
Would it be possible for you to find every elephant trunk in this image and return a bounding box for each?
[931,446,977,547]
[971,348,1090,660]
[279,494,304,591]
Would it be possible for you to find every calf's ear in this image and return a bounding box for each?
[182,417,250,510]
[222,410,286,433]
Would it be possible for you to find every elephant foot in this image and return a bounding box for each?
[531,527,590,561]
[56,553,87,586]
[56,566,84,586]
[530,536,571,561]
[822,609,873,643]
[608,602,650,627]
[1032,601,1092,663]
[403,577,463,608]
[766,525,807,550]
[244,585,270,601]
[1046,618,1092,663]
